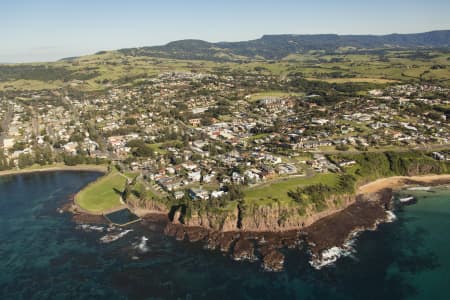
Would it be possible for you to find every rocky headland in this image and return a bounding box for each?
[160,175,450,271]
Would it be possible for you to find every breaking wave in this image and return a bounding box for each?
[310,231,359,270]
[76,224,105,232]
[385,210,397,223]
[310,210,398,269]
[407,186,431,191]
[136,236,149,253]
[100,229,133,243]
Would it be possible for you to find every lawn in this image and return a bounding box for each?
[147,142,168,155]
[248,91,304,102]
[244,173,339,205]
[76,171,127,213]
[306,77,398,84]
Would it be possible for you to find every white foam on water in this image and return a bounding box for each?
[100,229,133,243]
[76,224,105,232]
[310,246,353,270]
[310,209,399,270]
[385,210,397,223]
[407,186,431,191]
[399,196,415,203]
[309,230,361,270]
[136,236,149,252]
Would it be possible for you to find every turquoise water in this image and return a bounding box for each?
[0,171,449,299]
[390,187,450,300]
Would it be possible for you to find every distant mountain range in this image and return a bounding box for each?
[117,30,450,61]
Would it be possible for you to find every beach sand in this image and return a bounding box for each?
[357,174,450,194]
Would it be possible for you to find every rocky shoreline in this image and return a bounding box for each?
[163,188,394,271]
[65,174,450,272]
[164,223,298,271]
[304,188,393,268]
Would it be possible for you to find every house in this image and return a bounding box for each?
[277,163,298,175]
[3,138,15,150]
[189,118,201,127]
[339,160,357,167]
[182,162,198,171]
[203,173,215,183]
[232,172,244,184]
[432,152,445,161]
[63,142,78,155]
[188,171,201,182]
[188,188,209,200]
[211,190,226,198]
[173,191,185,200]
[157,177,181,191]
[311,118,329,125]
[244,169,260,183]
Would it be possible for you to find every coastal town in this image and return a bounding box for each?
[3,1,450,298]
[1,71,449,204]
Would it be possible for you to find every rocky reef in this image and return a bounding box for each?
[164,222,296,271]
[162,189,394,271]
[304,189,393,267]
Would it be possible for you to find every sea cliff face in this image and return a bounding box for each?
[162,189,393,271]
[172,194,356,232]
[240,194,355,232]
[183,207,240,231]
[126,196,169,213]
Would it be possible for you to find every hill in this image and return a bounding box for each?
[118,30,450,61]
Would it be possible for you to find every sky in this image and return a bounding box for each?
[1,0,450,62]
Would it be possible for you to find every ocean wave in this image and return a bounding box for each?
[100,229,133,243]
[407,186,431,191]
[385,210,397,223]
[309,231,359,270]
[309,246,354,270]
[76,224,105,232]
[136,236,149,253]
[310,210,398,269]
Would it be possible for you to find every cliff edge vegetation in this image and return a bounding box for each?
[158,150,450,232]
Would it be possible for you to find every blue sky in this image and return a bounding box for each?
[1,0,449,62]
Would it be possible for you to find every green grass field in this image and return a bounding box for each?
[2,49,449,92]
[247,91,304,102]
[244,173,339,205]
[76,171,127,213]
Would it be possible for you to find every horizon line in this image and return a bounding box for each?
[1,29,449,64]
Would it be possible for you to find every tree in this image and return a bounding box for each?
[125,117,137,125]
[126,139,153,157]
[18,153,34,169]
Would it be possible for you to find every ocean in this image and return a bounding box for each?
[0,171,449,300]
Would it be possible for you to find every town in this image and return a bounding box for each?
[1,69,449,204]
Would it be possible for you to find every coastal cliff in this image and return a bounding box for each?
[239,194,355,232]
[182,206,239,231]
[159,174,450,271]
[171,193,356,232]
[125,195,169,214]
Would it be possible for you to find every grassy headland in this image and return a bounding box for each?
[75,169,128,213]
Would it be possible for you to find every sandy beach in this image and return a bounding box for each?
[357,174,450,194]
[0,164,108,177]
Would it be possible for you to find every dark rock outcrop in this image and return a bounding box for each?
[261,249,285,272]
[304,189,393,258]
[232,238,256,261]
